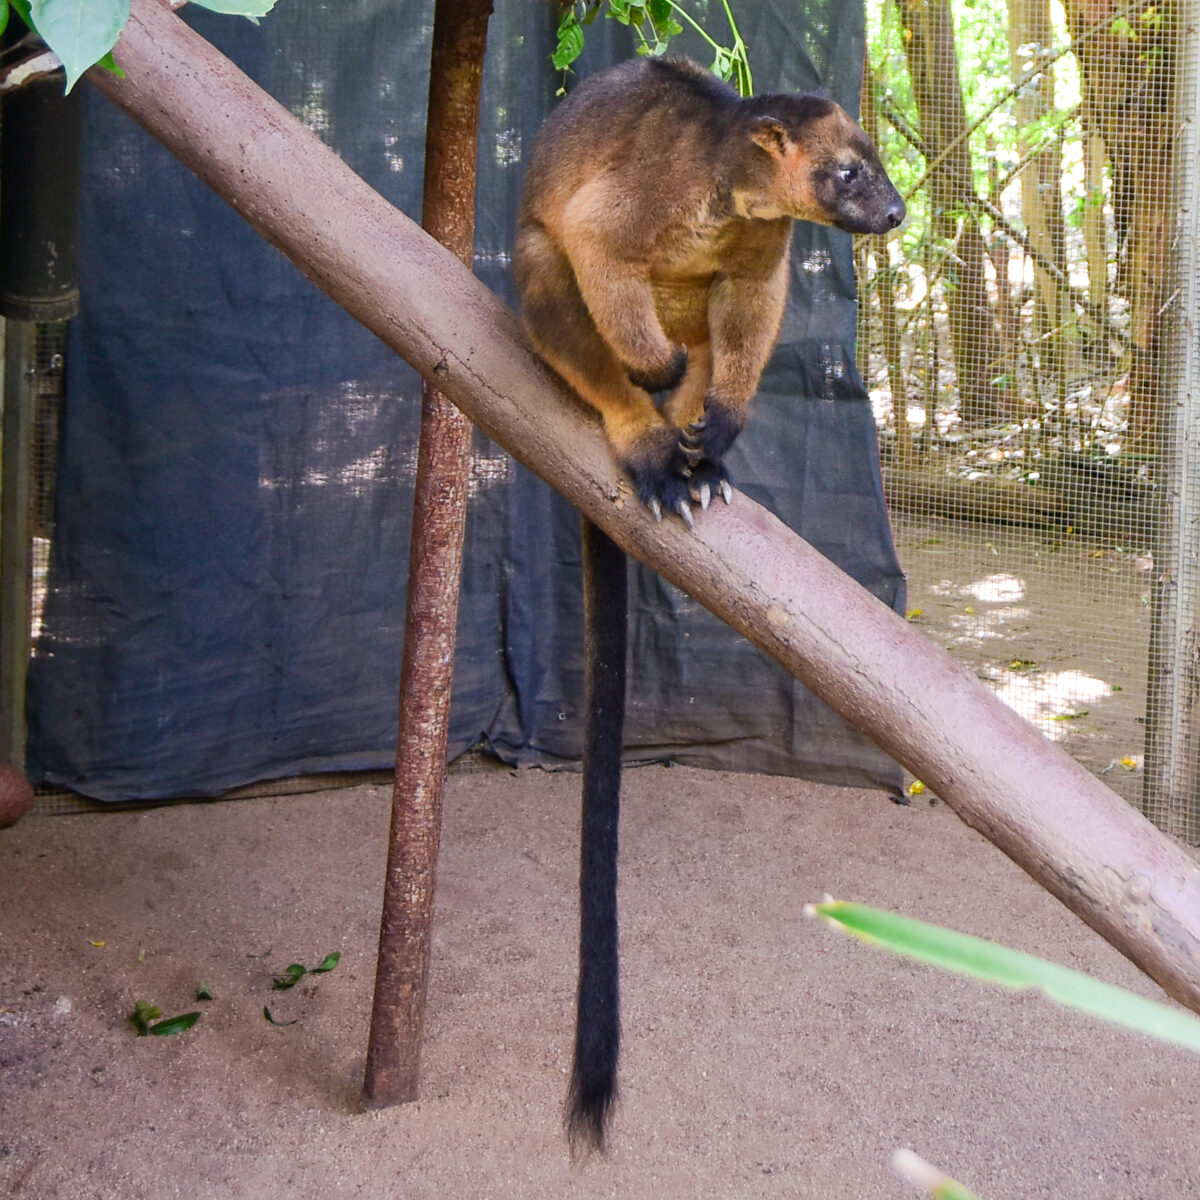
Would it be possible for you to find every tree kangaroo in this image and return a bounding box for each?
[514,55,905,1153]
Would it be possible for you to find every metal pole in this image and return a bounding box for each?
[0,69,82,785]
[1143,0,1200,842]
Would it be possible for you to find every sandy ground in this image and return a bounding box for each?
[4,765,1200,1199]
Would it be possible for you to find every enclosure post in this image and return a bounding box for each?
[1143,0,1200,843]
[0,72,82,787]
[0,321,35,773]
[362,0,493,1108]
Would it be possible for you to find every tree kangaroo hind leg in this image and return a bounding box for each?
[517,229,696,518]
[567,519,627,1155]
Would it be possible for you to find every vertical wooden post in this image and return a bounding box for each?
[362,0,493,1107]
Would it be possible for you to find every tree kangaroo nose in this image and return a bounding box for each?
[886,197,906,229]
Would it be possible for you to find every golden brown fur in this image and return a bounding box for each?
[515,55,904,518]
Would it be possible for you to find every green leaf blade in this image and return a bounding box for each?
[148,1011,201,1037]
[188,0,278,22]
[551,12,584,71]
[811,900,1200,1056]
[272,963,307,990]
[129,999,162,1036]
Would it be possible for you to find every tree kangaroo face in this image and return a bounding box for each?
[751,106,906,235]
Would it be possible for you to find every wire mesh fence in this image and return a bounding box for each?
[860,0,1195,834]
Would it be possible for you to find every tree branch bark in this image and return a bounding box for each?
[91,0,1200,1019]
[363,0,493,1109]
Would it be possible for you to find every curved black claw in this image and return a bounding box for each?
[682,401,743,465]
[678,421,706,464]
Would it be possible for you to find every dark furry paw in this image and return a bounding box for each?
[622,426,700,528]
[681,399,743,464]
[683,458,734,510]
[627,346,687,395]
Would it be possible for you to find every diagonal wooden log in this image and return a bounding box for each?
[90,0,1200,1018]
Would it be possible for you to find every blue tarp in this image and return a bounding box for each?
[27,1,903,801]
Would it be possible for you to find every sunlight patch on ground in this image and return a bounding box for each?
[992,670,1114,742]
[920,568,1119,739]
[923,573,1032,648]
[963,573,1025,604]
[947,605,1033,646]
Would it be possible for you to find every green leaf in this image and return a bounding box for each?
[274,952,339,988]
[95,49,124,80]
[551,12,584,71]
[263,1005,298,1026]
[28,0,129,92]
[0,4,9,39]
[148,1011,201,1037]
[647,0,673,25]
[129,1001,199,1038]
[129,1000,163,1036]
[196,981,215,1001]
[189,0,277,24]
[272,963,307,990]
[893,1149,983,1200]
[809,901,1200,1056]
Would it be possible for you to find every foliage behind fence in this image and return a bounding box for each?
[858,0,1192,831]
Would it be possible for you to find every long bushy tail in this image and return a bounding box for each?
[567,519,627,1154]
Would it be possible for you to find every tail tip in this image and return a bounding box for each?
[565,1080,617,1157]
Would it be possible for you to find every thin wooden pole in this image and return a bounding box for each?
[91,0,1200,1018]
[362,0,493,1107]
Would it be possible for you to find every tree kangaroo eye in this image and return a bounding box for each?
[839,165,860,184]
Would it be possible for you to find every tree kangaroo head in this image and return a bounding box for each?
[742,97,906,234]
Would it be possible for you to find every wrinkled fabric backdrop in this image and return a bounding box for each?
[27,1,904,801]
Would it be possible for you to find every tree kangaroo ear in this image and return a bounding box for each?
[748,115,789,157]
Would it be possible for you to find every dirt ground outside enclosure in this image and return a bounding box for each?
[892,514,1153,809]
[3,516,1191,1199]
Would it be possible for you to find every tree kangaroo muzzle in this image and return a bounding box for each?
[514,54,905,1153]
